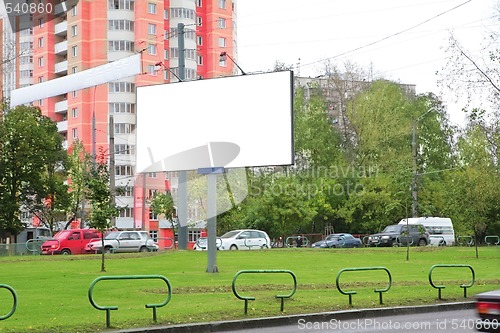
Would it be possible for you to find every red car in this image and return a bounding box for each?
[41,229,101,255]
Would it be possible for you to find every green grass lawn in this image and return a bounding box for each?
[0,246,499,333]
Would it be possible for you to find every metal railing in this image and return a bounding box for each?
[232,270,297,314]
[429,235,447,246]
[456,236,474,246]
[428,264,475,300]
[0,284,17,321]
[336,267,392,306]
[484,235,500,246]
[25,238,47,255]
[88,275,172,328]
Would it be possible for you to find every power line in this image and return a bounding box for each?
[299,0,473,69]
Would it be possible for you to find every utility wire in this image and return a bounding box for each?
[299,0,473,69]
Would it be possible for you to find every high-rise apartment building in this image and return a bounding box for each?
[1,0,238,239]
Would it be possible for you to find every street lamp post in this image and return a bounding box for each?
[411,107,436,217]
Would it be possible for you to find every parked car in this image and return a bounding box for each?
[219,229,270,250]
[85,231,158,253]
[41,229,101,255]
[475,289,500,332]
[367,224,430,247]
[311,233,362,248]
[193,237,222,251]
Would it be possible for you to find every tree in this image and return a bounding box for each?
[66,141,92,229]
[86,148,119,272]
[0,106,67,237]
[150,191,175,226]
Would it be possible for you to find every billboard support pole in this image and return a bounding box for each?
[177,23,188,250]
[199,167,223,273]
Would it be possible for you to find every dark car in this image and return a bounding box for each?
[311,233,362,248]
[475,290,500,332]
[367,224,429,247]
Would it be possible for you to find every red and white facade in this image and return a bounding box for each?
[1,0,238,246]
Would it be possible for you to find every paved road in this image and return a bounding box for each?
[219,309,479,333]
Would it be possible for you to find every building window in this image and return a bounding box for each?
[108,0,134,10]
[38,56,44,67]
[72,128,78,139]
[115,144,134,155]
[218,37,226,47]
[197,36,203,46]
[164,70,169,80]
[149,230,158,242]
[109,102,136,113]
[196,0,202,6]
[117,186,133,196]
[119,207,133,218]
[109,82,135,93]
[108,40,135,51]
[71,5,77,16]
[219,0,225,9]
[148,44,157,55]
[71,24,78,36]
[218,18,226,28]
[38,17,43,28]
[108,20,134,31]
[148,64,157,76]
[197,17,202,26]
[72,45,78,57]
[114,123,136,134]
[197,55,203,65]
[72,107,78,118]
[72,66,77,74]
[148,3,156,14]
[148,23,156,35]
[164,50,168,60]
[38,37,44,48]
[115,165,133,176]
[164,9,168,19]
[149,210,158,220]
[170,7,195,19]
[219,58,226,67]
[38,76,44,83]
[72,91,77,98]
[148,172,157,178]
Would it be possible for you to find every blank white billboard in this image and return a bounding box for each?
[136,71,294,173]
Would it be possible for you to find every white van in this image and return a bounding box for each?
[399,217,455,246]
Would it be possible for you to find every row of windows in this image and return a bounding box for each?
[109,20,134,31]
[108,0,134,10]
[109,102,135,114]
[114,144,135,155]
[170,8,195,20]
[108,40,135,52]
[115,165,133,176]
[114,123,136,134]
[119,207,133,217]
[169,48,196,60]
[117,186,133,197]
[196,0,227,9]
[168,28,196,40]
[109,82,135,93]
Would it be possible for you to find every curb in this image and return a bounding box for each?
[111,301,475,333]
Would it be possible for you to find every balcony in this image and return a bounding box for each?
[55,99,68,113]
[57,120,68,133]
[54,41,67,55]
[54,60,68,75]
[54,21,67,36]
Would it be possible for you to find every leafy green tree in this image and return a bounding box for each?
[86,148,119,272]
[0,106,66,237]
[150,191,175,224]
[66,141,92,229]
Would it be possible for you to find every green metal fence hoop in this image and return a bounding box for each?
[232,270,297,314]
[485,236,500,246]
[88,275,172,328]
[456,236,474,246]
[428,264,475,300]
[336,267,392,306]
[0,284,17,321]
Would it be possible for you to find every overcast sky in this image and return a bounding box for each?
[236,0,498,126]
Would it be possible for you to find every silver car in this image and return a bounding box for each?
[219,229,271,250]
[86,231,158,253]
